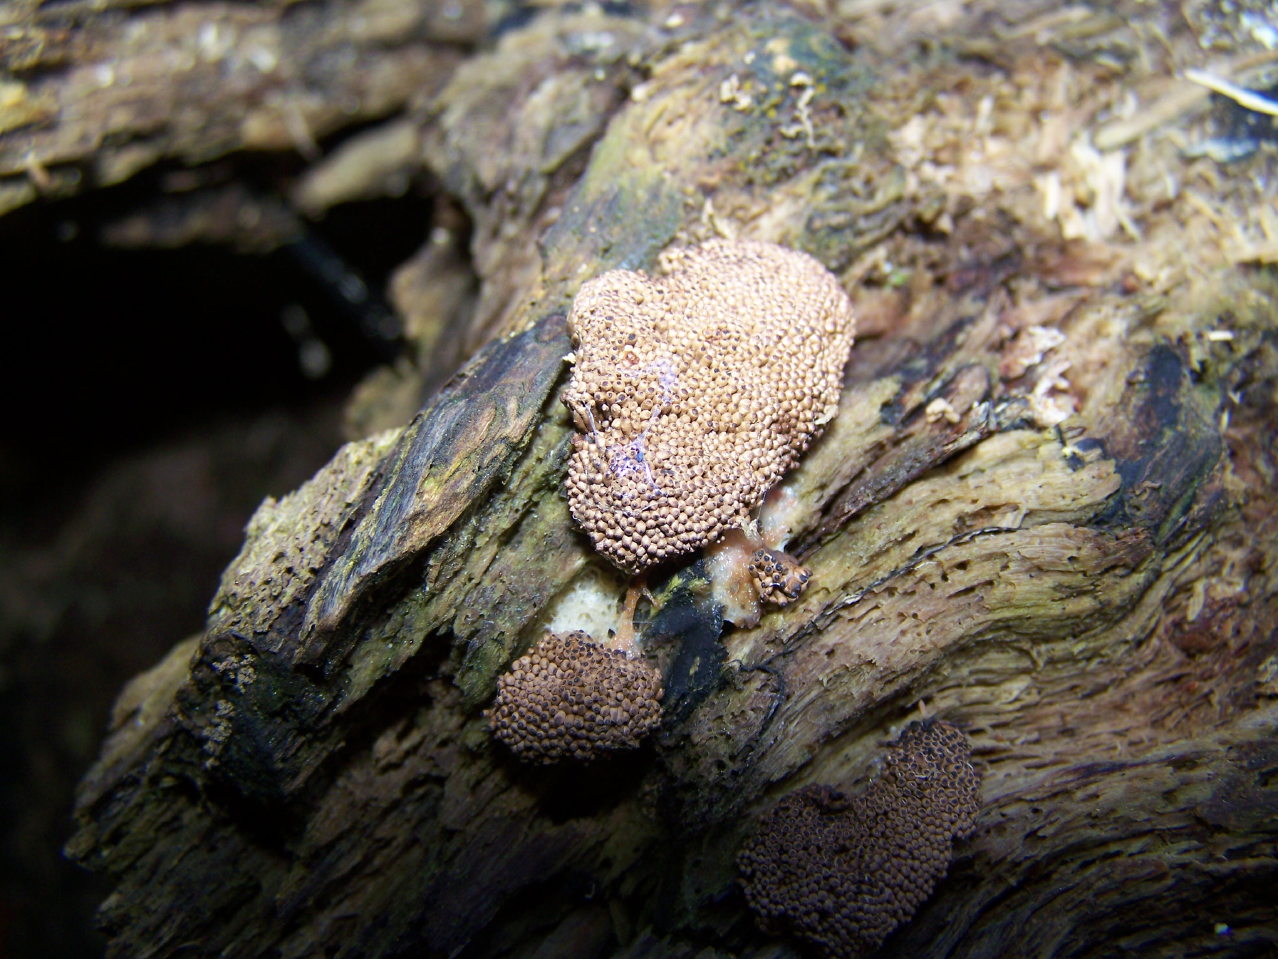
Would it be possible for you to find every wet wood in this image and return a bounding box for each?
[55,1,1278,957]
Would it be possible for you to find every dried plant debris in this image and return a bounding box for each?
[487,630,663,764]
[563,239,856,574]
[738,720,980,958]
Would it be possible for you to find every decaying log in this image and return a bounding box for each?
[53,1,1278,957]
[0,0,475,216]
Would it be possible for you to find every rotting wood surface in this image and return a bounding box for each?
[44,1,1278,957]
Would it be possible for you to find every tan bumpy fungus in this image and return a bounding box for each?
[738,720,981,958]
[487,630,663,764]
[748,547,811,607]
[562,239,856,574]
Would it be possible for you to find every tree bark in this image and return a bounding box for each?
[53,1,1278,957]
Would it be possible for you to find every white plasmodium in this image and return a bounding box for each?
[541,565,627,640]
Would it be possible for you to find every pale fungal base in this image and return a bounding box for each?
[543,565,629,641]
[707,528,761,627]
[756,483,805,548]
[608,577,647,656]
[540,566,650,657]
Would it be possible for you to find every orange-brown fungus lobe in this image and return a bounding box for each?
[487,631,663,764]
[563,239,856,574]
[738,721,980,958]
[749,548,811,607]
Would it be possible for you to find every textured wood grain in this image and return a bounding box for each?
[0,0,473,214]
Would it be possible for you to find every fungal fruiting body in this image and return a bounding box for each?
[562,239,856,575]
[487,630,663,764]
[737,720,981,958]
[704,523,812,627]
[748,548,810,606]
[493,242,851,762]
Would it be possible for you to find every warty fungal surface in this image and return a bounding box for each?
[562,239,856,573]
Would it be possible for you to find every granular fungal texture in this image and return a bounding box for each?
[562,239,856,573]
[487,630,663,764]
[749,547,811,607]
[738,720,980,958]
